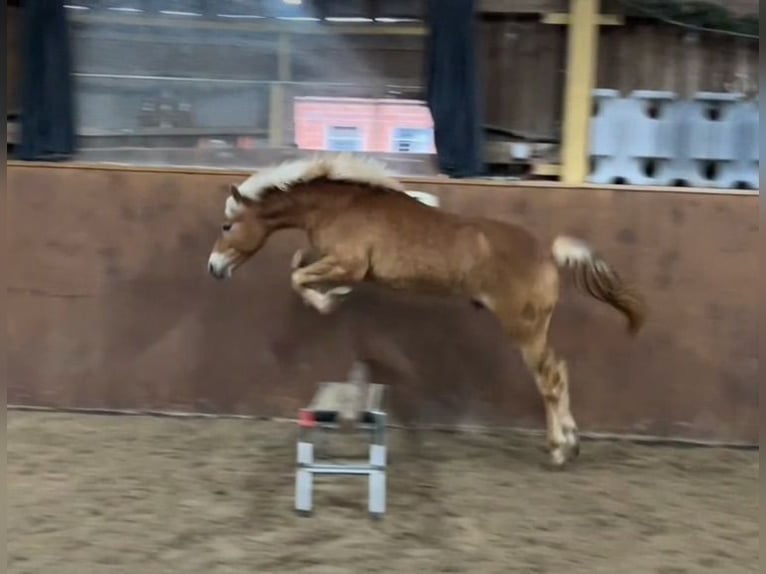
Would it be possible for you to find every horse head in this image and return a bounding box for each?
[207,184,271,280]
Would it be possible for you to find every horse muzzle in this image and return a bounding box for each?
[208,263,228,280]
[207,252,234,280]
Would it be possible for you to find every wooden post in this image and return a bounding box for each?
[269,33,291,147]
[560,0,600,185]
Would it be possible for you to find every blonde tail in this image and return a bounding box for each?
[552,235,647,335]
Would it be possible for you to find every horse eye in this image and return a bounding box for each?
[222,223,233,232]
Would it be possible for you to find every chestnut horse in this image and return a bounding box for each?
[207,155,646,467]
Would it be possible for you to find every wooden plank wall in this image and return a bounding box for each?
[597,25,759,98]
[479,18,565,138]
[480,20,759,139]
[7,164,759,444]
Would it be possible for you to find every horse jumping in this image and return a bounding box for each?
[207,154,647,467]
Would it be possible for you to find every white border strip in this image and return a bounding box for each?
[7,404,757,450]
[7,161,758,196]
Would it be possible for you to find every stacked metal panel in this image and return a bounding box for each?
[589,90,759,190]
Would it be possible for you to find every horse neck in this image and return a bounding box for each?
[263,181,364,233]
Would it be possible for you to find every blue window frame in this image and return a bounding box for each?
[326,126,363,151]
[392,127,433,153]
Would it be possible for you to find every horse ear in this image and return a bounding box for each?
[229,184,252,205]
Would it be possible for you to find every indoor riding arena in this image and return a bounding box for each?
[7,1,758,573]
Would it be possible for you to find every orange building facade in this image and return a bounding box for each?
[293,97,436,154]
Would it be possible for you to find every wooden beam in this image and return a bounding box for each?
[269,33,292,147]
[268,85,285,147]
[68,13,426,36]
[277,32,291,81]
[541,12,624,26]
[480,0,567,13]
[560,0,601,185]
[531,162,562,177]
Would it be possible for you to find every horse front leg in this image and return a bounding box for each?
[291,248,319,271]
[290,254,366,315]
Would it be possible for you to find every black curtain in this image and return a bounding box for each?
[17,0,76,161]
[425,0,484,178]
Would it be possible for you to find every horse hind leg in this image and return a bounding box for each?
[556,358,579,460]
[519,327,580,468]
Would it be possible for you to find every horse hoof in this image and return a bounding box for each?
[565,429,580,460]
[328,286,352,297]
[569,440,581,459]
[316,298,340,315]
[547,447,568,469]
[543,458,567,471]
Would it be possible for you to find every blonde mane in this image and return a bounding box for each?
[225,154,405,218]
[240,154,403,199]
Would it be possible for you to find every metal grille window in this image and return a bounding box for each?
[326,126,364,151]
[392,127,433,153]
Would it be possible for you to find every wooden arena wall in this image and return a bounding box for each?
[6,164,759,443]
